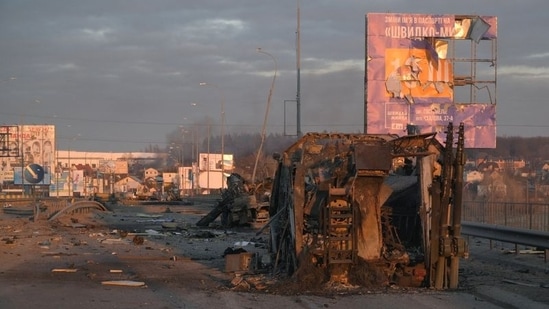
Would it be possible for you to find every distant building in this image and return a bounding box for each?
[55,150,164,173]
[1,144,237,196]
[144,168,159,180]
[465,170,483,183]
[162,172,177,185]
[114,176,142,193]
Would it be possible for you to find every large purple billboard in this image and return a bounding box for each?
[365,13,497,148]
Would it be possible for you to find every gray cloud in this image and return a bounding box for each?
[1,0,548,151]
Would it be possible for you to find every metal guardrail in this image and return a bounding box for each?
[2,197,77,217]
[462,200,549,232]
[462,221,549,263]
[462,221,549,249]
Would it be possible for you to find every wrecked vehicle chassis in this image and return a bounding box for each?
[267,124,467,289]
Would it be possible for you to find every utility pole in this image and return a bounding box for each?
[20,125,25,197]
[296,0,302,137]
[252,48,277,185]
[207,123,211,192]
[199,82,226,189]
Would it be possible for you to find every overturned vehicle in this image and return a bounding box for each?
[267,123,467,289]
[196,173,271,228]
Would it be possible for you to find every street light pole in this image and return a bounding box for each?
[199,82,226,189]
[67,133,80,198]
[183,102,199,195]
[207,123,211,191]
[296,0,302,137]
[252,48,277,185]
[68,138,72,198]
[20,124,25,196]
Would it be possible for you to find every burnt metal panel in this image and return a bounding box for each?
[354,143,392,172]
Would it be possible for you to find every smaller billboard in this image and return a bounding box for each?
[1,125,56,181]
[198,153,233,172]
[98,160,116,174]
[49,170,84,196]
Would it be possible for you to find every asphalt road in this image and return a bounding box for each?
[0,199,547,309]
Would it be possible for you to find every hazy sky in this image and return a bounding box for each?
[1,0,548,152]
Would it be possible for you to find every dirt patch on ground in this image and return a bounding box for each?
[1,201,262,292]
[0,200,409,296]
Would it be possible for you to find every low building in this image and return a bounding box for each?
[144,168,159,180]
[114,176,142,193]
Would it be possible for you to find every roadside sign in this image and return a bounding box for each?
[24,164,44,183]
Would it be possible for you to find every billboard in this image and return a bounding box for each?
[98,160,116,174]
[365,13,497,148]
[49,169,84,197]
[0,125,56,183]
[198,153,234,172]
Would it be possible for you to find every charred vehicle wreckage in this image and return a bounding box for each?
[267,123,467,289]
[196,173,271,229]
[197,123,467,290]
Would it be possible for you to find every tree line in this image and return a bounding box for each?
[144,131,549,176]
[466,136,549,166]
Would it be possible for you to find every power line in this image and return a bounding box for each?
[3,112,548,149]
[5,111,549,129]
[0,111,366,129]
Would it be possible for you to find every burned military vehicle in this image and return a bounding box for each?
[196,173,271,228]
[267,123,467,289]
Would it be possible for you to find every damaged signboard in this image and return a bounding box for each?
[365,13,497,148]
